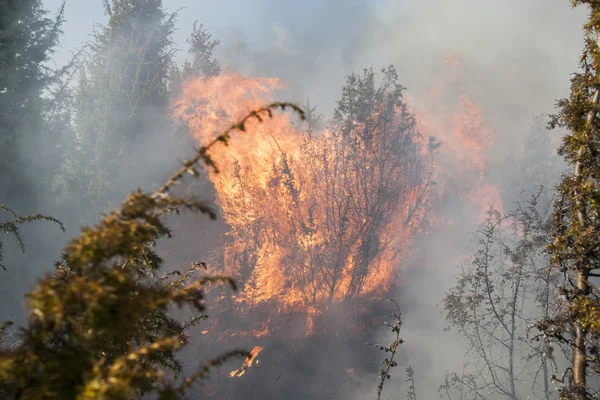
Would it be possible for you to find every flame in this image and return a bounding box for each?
[171,57,506,400]
[409,56,503,219]
[174,56,502,343]
[174,72,431,330]
[229,346,264,378]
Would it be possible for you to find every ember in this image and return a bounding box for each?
[229,346,264,378]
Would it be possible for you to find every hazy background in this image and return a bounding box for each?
[46,0,586,113]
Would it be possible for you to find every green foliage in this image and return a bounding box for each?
[0,205,65,271]
[366,298,404,400]
[334,66,413,140]
[54,0,178,222]
[327,66,435,297]
[0,0,65,205]
[0,103,303,399]
[168,20,221,105]
[182,21,221,80]
[535,1,600,398]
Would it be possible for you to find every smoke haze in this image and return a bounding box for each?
[9,0,589,397]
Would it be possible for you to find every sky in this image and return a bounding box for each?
[44,0,588,126]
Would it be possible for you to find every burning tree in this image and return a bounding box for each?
[176,67,436,329]
[170,65,438,399]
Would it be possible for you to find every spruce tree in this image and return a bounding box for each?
[182,21,221,80]
[0,0,64,208]
[54,0,177,223]
[168,20,221,99]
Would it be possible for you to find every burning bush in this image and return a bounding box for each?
[175,67,436,329]
[172,58,503,399]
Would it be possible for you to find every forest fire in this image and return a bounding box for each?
[4,0,595,398]
[174,69,433,333]
[172,57,503,397]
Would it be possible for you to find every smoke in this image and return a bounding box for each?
[204,0,585,397]
[8,0,587,398]
[215,0,584,120]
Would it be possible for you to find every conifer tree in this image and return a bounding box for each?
[0,0,64,208]
[54,0,178,222]
[168,20,221,99]
[182,21,221,80]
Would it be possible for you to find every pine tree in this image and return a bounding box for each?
[54,0,177,223]
[0,0,64,208]
[536,1,600,398]
[168,20,221,99]
[182,21,221,80]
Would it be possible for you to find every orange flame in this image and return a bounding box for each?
[229,346,264,378]
[174,55,502,340]
[410,56,503,219]
[174,72,431,330]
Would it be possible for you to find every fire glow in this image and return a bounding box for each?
[229,346,264,378]
[173,57,502,343]
[411,55,503,220]
[174,71,434,334]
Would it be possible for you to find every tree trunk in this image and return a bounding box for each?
[571,29,600,400]
[573,268,590,400]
